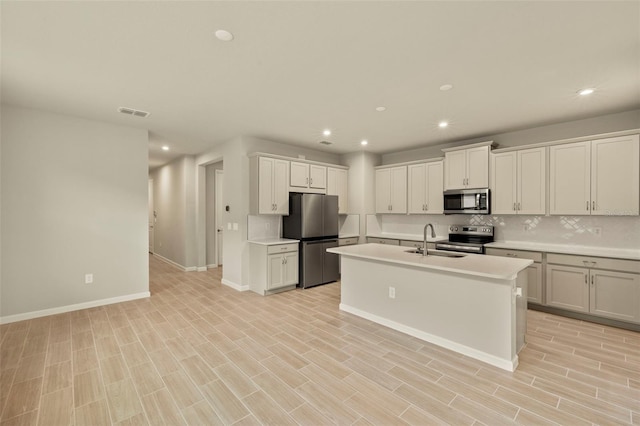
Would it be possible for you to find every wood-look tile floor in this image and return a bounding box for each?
[1,255,639,425]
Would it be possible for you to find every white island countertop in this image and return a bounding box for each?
[328,243,532,280]
[366,232,446,242]
[485,241,640,261]
[248,238,299,246]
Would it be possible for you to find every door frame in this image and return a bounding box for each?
[215,169,224,266]
[148,178,154,254]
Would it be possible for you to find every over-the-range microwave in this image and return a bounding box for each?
[443,188,490,215]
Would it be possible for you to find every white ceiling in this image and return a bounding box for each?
[2,1,639,169]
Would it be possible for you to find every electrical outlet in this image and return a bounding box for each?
[388,286,396,299]
[227,222,232,230]
[523,224,530,231]
[233,223,238,231]
[592,227,602,236]
[85,274,93,284]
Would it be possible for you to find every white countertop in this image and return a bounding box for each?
[486,241,640,261]
[366,232,447,242]
[248,238,300,246]
[328,243,532,280]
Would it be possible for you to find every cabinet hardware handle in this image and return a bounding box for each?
[310,178,313,185]
[584,275,587,284]
[513,203,516,211]
[425,203,428,211]
[586,201,589,211]
[592,201,596,211]
[591,275,594,286]
[306,177,309,184]
[517,202,521,211]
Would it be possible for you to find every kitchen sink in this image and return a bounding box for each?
[405,249,466,258]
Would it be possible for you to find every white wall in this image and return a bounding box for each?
[342,151,380,243]
[0,106,149,321]
[382,109,640,164]
[149,155,199,269]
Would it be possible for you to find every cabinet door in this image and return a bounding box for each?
[327,167,348,214]
[444,150,467,190]
[425,161,444,214]
[273,159,290,215]
[375,168,391,213]
[549,142,591,215]
[466,146,490,188]
[491,152,517,214]
[267,254,284,290]
[258,157,275,214]
[290,161,309,188]
[283,252,299,286]
[390,166,407,214]
[518,147,546,215]
[591,135,639,216]
[407,163,427,214]
[527,263,543,304]
[546,264,589,313]
[309,165,327,189]
[590,270,640,323]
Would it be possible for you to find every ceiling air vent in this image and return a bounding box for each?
[319,140,332,145]
[118,107,150,118]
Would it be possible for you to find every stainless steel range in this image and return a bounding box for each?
[435,225,494,255]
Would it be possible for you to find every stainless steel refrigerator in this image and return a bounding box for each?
[282,193,339,289]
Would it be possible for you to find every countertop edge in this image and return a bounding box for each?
[486,241,640,261]
[248,238,300,246]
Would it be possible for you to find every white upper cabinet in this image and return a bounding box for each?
[290,161,326,192]
[375,166,407,214]
[591,135,639,215]
[444,143,491,190]
[327,167,349,214]
[251,156,290,215]
[491,147,545,215]
[550,135,639,215]
[408,161,443,214]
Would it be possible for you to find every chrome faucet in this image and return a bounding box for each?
[423,223,436,256]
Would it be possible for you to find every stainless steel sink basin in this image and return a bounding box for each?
[405,249,466,258]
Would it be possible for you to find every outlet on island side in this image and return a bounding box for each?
[85,274,93,284]
[388,286,396,299]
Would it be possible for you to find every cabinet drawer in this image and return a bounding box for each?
[267,243,299,254]
[400,240,435,249]
[547,253,640,274]
[339,237,358,246]
[367,237,400,245]
[486,248,542,263]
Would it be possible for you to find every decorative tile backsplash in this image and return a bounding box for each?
[378,214,640,249]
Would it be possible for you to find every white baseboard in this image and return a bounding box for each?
[153,253,193,271]
[196,266,207,272]
[221,278,249,292]
[0,292,151,325]
[339,303,518,372]
[207,264,219,269]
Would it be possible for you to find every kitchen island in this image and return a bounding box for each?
[327,243,532,371]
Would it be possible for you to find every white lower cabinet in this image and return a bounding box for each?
[546,253,640,323]
[486,248,544,304]
[250,242,299,295]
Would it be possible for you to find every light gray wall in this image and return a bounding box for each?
[0,105,149,319]
[150,155,199,268]
[342,151,381,243]
[382,109,640,164]
[205,162,223,266]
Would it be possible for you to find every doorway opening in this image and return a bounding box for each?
[205,162,223,268]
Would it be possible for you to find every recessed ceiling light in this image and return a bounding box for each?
[162,146,169,151]
[578,88,595,96]
[215,29,234,41]
[438,121,449,128]
[323,129,331,137]
[361,140,368,146]
[375,106,386,112]
[440,84,454,91]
